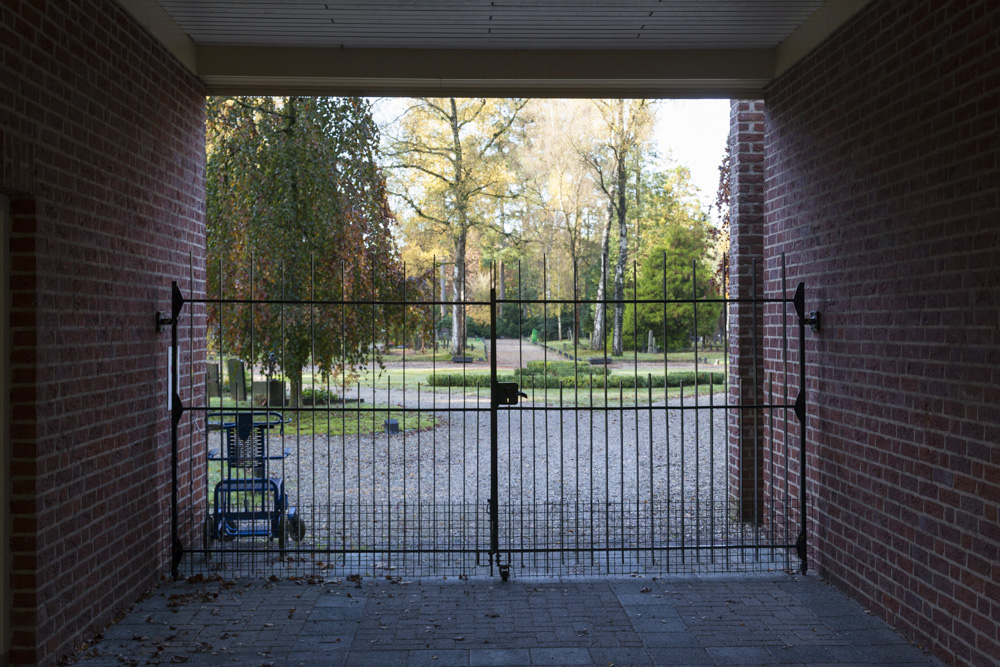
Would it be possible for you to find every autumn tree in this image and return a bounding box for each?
[387,98,527,355]
[207,96,415,406]
[713,143,732,293]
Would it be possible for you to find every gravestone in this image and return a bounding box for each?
[206,363,221,398]
[268,380,286,407]
[251,381,268,404]
[252,380,285,406]
[226,359,246,401]
[647,330,659,354]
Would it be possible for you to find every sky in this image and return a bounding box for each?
[652,99,731,220]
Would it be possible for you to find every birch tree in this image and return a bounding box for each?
[580,99,655,355]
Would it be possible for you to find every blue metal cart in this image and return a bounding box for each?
[204,411,305,556]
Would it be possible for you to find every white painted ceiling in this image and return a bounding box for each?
[120,0,871,96]
[155,0,826,50]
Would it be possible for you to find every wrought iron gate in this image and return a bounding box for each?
[167,258,811,580]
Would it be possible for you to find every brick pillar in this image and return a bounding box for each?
[727,100,765,523]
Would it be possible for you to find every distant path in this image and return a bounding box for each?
[493,338,548,367]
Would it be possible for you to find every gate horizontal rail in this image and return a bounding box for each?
[186,297,792,307]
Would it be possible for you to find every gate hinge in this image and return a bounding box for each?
[793,283,820,332]
[155,311,174,333]
[157,283,186,333]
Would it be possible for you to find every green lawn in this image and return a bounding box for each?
[207,397,437,436]
[378,347,454,363]
[287,405,437,436]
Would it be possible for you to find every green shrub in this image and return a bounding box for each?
[425,372,516,388]
[518,374,564,389]
[302,387,339,404]
[426,373,491,387]
[524,360,591,377]
[665,371,725,388]
[597,372,725,390]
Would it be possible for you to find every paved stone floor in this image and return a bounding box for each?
[71,573,943,666]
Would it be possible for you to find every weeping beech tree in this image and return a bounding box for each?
[206,96,423,406]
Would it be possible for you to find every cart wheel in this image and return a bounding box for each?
[203,517,222,561]
[213,518,235,541]
[287,514,306,542]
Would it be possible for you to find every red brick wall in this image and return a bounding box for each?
[764,0,1000,664]
[727,100,767,522]
[1,0,206,663]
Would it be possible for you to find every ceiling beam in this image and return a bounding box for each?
[116,0,197,73]
[197,47,774,98]
[774,0,870,76]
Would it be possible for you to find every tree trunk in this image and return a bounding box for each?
[448,98,468,357]
[497,261,504,319]
[611,158,628,357]
[440,267,448,320]
[591,203,613,351]
[570,229,580,347]
[288,370,302,410]
[451,234,466,356]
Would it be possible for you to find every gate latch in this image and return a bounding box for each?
[495,382,528,406]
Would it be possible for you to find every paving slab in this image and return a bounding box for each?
[70,573,944,666]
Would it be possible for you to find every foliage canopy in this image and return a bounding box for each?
[206,96,426,402]
[623,221,723,352]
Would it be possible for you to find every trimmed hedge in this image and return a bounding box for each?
[524,360,591,377]
[426,373,508,387]
[426,370,725,389]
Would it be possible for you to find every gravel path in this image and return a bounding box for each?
[280,387,730,511]
[199,352,795,576]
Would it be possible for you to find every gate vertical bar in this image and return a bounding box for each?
[793,282,809,574]
[489,285,499,573]
[797,300,808,574]
[168,281,185,580]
